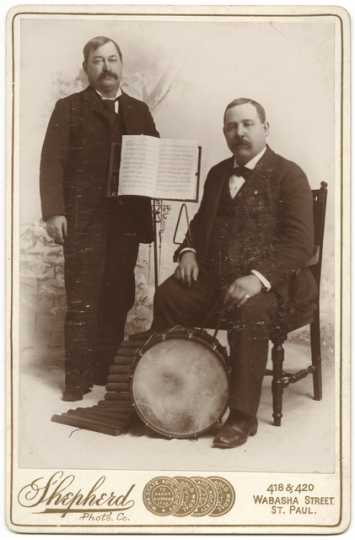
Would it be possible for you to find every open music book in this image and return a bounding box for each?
[116,135,200,201]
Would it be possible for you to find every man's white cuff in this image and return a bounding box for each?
[179,247,197,258]
[251,269,271,291]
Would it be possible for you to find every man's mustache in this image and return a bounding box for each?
[98,70,118,80]
[234,138,251,147]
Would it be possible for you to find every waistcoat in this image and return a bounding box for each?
[205,175,277,286]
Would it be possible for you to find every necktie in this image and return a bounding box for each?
[102,97,119,114]
[232,166,252,179]
[229,166,252,198]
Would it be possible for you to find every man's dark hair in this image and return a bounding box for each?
[83,36,123,63]
[224,98,266,123]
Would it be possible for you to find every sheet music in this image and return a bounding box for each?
[118,135,199,200]
[118,135,160,197]
[156,139,198,200]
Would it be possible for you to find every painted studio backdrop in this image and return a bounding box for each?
[18,16,335,371]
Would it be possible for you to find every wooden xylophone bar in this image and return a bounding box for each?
[51,332,151,435]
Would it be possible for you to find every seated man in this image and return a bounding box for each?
[151,97,316,449]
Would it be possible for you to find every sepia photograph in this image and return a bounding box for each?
[6,3,350,534]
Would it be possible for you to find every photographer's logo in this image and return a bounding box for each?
[143,476,235,517]
[17,471,135,518]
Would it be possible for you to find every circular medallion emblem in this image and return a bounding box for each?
[208,476,235,516]
[190,476,218,517]
[172,476,200,517]
[143,476,182,516]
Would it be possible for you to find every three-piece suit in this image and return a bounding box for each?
[153,146,317,418]
[40,86,159,389]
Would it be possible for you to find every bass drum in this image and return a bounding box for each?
[131,327,230,439]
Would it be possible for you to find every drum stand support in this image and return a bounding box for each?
[151,199,174,290]
[152,199,160,290]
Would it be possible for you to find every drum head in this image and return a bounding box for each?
[132,336,229,438]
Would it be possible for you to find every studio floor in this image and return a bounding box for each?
[17,337,336,473]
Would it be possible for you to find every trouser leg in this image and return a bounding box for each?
[94,233,139,382]
[64,235,103,390]
[152,270,220,331]
[227,292,278,418]
[63,217,139,389]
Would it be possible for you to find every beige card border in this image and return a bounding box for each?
[6,4,351,534]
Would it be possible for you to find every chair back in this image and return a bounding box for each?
[309,181,328,287]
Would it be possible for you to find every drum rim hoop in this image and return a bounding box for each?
[133,326,228,371]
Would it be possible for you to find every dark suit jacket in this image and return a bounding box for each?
[40,86,159,243]
[176,146,316,315]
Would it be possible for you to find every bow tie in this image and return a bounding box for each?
[232,166,252,179]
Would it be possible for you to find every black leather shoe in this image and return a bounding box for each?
[62,386,84,401]
[62,382,93,402]
[62,370,93,401]
[213,413,258,449]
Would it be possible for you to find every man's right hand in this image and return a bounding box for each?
[46,215,67,244]
[175,251,199,287]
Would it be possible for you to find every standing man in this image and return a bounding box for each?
[152,98,316,449]
[40,36,159,401]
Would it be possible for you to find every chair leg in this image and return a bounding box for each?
[271,341,285,426]
[310,313,322,401]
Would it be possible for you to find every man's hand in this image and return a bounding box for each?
[175,251,199,287]
[46,215,67,244]
[224,274,263,309]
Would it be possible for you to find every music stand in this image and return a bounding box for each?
[151,145,202,289]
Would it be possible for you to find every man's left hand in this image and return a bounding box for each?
[224,275,263,309]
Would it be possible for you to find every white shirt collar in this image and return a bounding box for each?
[233,146,267,170]
[95,88,122,100]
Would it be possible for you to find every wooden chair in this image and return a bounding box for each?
[267,181,328,425]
